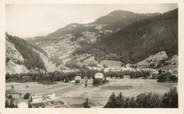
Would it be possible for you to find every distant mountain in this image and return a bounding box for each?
[92,9,178,63]
[6,34,56,74]
[29,10,158,42]
[28,10,160,68]
[94,10,159,30]
[7,8,178,72]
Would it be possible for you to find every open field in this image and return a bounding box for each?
[6,79,177,108]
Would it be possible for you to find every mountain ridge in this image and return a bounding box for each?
[26,9,178,69]
[28,10,160,43]
[87,8,178,63]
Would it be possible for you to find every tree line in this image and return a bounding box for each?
[104,87,178,108]
[6,69,177,83]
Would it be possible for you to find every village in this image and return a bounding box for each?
[5,60,178,108]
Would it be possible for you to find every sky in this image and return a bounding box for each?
[6,4,178,38]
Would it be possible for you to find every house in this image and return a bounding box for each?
[17,102,28,108]
[93,72,105,86]
[104,68,110,72]
[87,79,93,87]
[88,64,103,71]
[47,93,57,100]
[75,76,82,84]
[70,80,75,84]
[123,75,130,79]
[31,95,43,103]
[94,72,104,79]
[109,67,122,72]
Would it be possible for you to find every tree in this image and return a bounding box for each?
[120,56,129,67]
[104,88,178,108]
[104,92,117,108]
[83,98,90,108]
[129,97,136,108]
[24,93,31,99]
[116,92,124,107]
[162,87,178,108]
[11,85,14,90]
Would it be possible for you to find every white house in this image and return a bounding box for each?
[47,93,57,100]
[17,102,28,108]
[95,72,104,79]
[75,76,81,81]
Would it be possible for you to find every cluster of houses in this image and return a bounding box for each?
[6,72,107,108]
[87,59,178,77]
[59,59,177,80]
[28,93,67,108]
[6,88,67,108]
[6,58,178,108]
[70,72,105,87]
[88,63,159,74]
[87,60,150,72]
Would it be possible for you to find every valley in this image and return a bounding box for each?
[5,7,178,108]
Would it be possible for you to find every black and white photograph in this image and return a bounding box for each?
[5,3,178,108]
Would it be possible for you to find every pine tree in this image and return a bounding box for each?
[105,92,117,108]
[83,98,90,108]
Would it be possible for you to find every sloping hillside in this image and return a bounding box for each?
[28,10,159,67]
[94,10,159,30]
[26,9,177,69]
[6,37,29,74]
[137,51,168,67]
[88,9,178,63]
[6,34,56,74]
[136,51,177,73]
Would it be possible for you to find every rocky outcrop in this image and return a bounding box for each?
[6,34,57,74]
[6,37,24,63]
[6,37,28,74]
